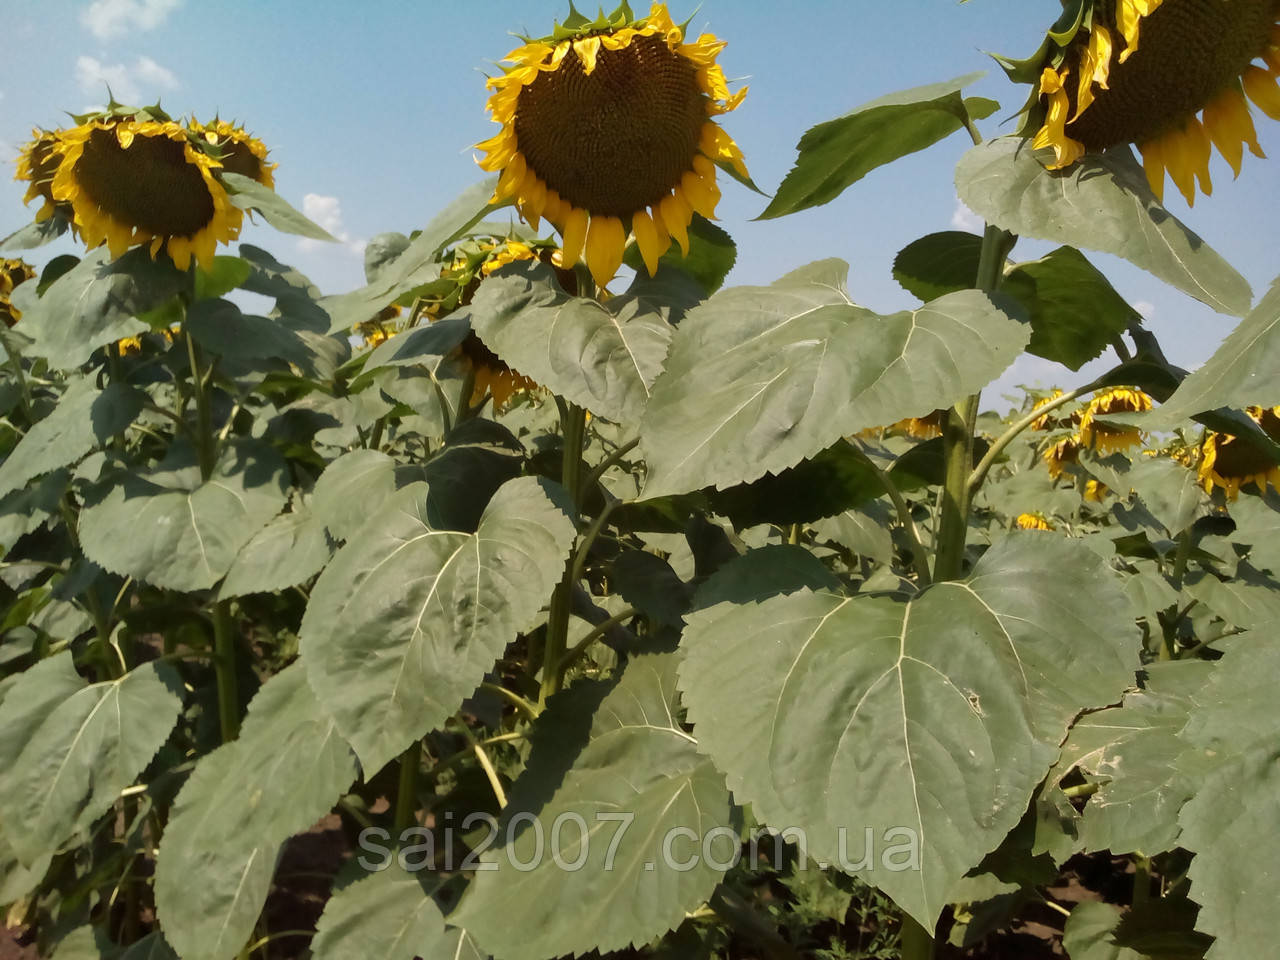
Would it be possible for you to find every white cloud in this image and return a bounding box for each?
[298,193,365,255]
[950,200,983,232]
[75,54,178,105]
[1133,300,1155,319]
[81,0,182,40]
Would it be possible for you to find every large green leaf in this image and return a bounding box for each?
[310,864,478,960]
[892,231,984,302]
[760,74,995,219]
[454,651,735,959]
[1178,743,1280,960]
[467,261,677,424]
[154,663,358,960]
[1061,902,1145,960]
[622,214,735,296]
[678,534,1139,926]
[78,441,289,592]
[1001,246,1141,371]
[0,653,183,866]
[0,215,69,252]
[301,476,576,774]
[1154,276,1280,422]
[955,137,1251,316]
[221,172,336,240]
[219,498,334,599]
[310,449,398,542]
[185,298,314,368]
[1047,660,1215,855]
[639,260,1027,498]
[19,247,187,369]
[0,377,143,499]
[1183,567,1280,632]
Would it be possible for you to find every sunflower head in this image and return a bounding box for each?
[0,259,36,296]
[1014,0,1280,204]
[1028,388,1083,431]
[1079,386,1152,454]
[1044,435,1084,479]
[1016,512,1056,531]
[188,118,277,188]
[477,2,748,288]
[1198,405,1280,499]
[887,409,947,439]
[1083,479,1109,502]
[15,129,69,224]
[47,108,245,271]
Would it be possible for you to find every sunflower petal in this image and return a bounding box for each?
[1244,65,1280,120]
[585,215,626,288]
[631,209,664,276]
[560,206,589,267]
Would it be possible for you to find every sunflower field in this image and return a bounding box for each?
[3,2,1280,959]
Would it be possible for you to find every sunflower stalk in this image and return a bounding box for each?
[394,740,422,834]
[540,398,589,705]
[934,224,1015,583]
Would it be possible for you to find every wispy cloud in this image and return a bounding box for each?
[299,194,365,255]
[75,54,178,106]
[950,200,983,232]
[81,0,182,40]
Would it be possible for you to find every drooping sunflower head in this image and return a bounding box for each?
[477,2,749,288]
[49,110,243,271]
[1198,405,1280,498]
[888,409,948,439]
[1083,479,1110,502]
[14,129,69,223]
[1028,388,1084,431]
[1044,435,1084,479]
[1079,386,1153,454]
[188,118,277,189]
[1015,0,1280,204]
[1016,511,1056,531]
[0,258,36,327]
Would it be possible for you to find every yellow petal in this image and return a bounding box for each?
[1138,135,1167,202]
[1032,68,1086,169]
[1161,119,1211,205]
[560,206,589,267]
[631,209,664,276]
[660,192,691,254]
[585,215,626,288]
[1243,65,1280,120]
[1073,26,1113,120]
[574,36,602,75]
[494,152,526,201]
[1202,85,1265,177]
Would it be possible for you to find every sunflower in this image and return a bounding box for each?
[187,118,277,188]
[50,112,242,271]
[0,259,36,327]
[14,130,69,224]
[1016,512,1056,531]
[1079,386,1153,454]
[1020,0,1280,204]
[1028,388,1084,431]
[1083,478,1110,502]
[1198,405,1280,498]
[476,2,749,288]
[1044,435,1084,479]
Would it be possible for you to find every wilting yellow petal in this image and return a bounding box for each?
[631,209,664,276]
[494,152,526,201]
[1074,25,1114,119]
[560,206,589,267]
[1032,68,1085,169]
[585,215,626,288]
[660,192,691,254]
[1244,65,1280,120]
[1138,135,1168,201]
[574,37,602,74]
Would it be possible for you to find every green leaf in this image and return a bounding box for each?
[1002,246,1141,371]
[0,653,183,866]
[185,298,314,368]
[609,550,690,626]
[362,232,412,285]
[1178,743,1280,959]
[0,215,70,252]
[154,664,358,960]
[301,476,576,774]
[78,440,290,591]
[813,502,895,566]
[0,377,143,499]
[1180,632,1280,751]
[1154,276,1280,422]
[1224,491,1280,575]
[1048,660,1215,855]
[221,172,336,240]
[1183,567,1280,632]
[955,137,1252,316]
[468,261,676,424]
[639,260,1028,498]
[118,934,178,960]
[194,255,252,300]
[453,651,735,959]
[892,231,984,303]
[0,831,51,905]
[623,214,736,295]
[760,73,994,219]
[678,534,1139,927]
[317,177,501,334]
[310,864,477,960]
[1061,902,1145,960]
[691,543,841,611]
[310,449,398,542]
[360,315,469,373]
[219,499,334,599]
[19,247,187,369]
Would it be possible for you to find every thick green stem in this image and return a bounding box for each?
[394,740,421,834]
[211,601,240,742]
[901,916,935,960]
[184,328,215,481]
[933,224,1014,583]
[849,443,932,587]
[540,400,589,705]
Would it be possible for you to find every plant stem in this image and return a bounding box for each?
[580,437,640,500]
[900,916,935,960]
[184,328,215,481]
[211,601,240,742]
[558,606,640,675]
[848,442,932,587]
[933,223,1014,583]
[394,740,421,834]
[479,681,539,720]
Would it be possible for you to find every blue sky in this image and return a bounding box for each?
[4,0,1279,409]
